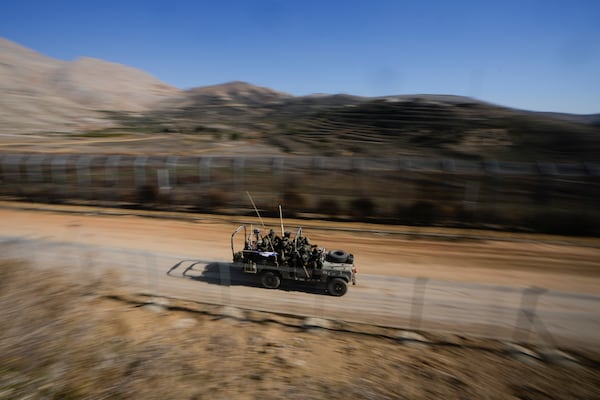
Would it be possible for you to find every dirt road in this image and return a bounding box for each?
[1,202,598,290]
[1,202,599,348]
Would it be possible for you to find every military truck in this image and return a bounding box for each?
[231,225,357,296]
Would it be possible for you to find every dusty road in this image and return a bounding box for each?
[1,202,599,349]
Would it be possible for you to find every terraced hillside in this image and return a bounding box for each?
[263,96,600,160]
[131,87,600,161]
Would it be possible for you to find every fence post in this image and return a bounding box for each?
[464,181,480,211]
[512,286,547,344]
[134,156,148,187]
[312,157,323,171]
[409,277,428,330]
[166,155,179,187]
[157,169,171,191]
[199,157,212,185]
[273,157,285,190]
[52,155,69,184]
[484,159,500,174]
[219,262,231,305]
[27,154,46,183]
[3,154,23,183]
[145,252,159,299]
[105,155,121,186]
[76,155,93,197]
[273,157,285,174]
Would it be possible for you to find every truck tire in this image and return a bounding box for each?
[261,271,281,289]
[328,278,348,296]
[327,249,349,263]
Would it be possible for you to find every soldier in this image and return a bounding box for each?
[252,228,261,250]
[308,245,320,269]
[264,228,279,252]
[295,235,309,265]
[256,239,266,251]
[278,231,292,265]
[281,231,292,248]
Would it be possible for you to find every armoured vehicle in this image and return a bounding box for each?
[231,225,357,296]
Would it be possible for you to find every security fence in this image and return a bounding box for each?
[2,236,598,350]
[1,153,599,234]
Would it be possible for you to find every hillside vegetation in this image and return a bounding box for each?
[1,37,599,162]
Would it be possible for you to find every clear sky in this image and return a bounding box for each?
[1,0,599,114]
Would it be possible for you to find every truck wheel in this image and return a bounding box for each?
[328,278,348,296]
[327,249,349,263]
[261,271,281,289]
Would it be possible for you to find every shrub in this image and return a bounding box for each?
[409,201,438,226]
[195,188,229,212]
[316,198,341,217]
[207,188,228,208]
[526,211,598,236]
[281,190,306,215]
[137,184,158,205]
[396,201,439,226]
[349,197,376,219]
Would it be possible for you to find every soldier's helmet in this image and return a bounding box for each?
[269,229,275,235]
[284,231,291,238]
[253,228,260,234]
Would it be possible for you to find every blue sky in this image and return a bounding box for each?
[1,0,599,114]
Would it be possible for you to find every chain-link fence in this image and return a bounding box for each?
[2,153,600,234]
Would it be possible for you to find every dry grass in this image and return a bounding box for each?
[1,260,599,399]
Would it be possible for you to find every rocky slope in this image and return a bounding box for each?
[0,37,179,133]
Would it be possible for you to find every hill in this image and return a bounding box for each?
[142,89,600,161]
[0,37,179,133]
[1,37,599,161]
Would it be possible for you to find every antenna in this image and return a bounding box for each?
[279,204,284,236]
[246,191,265,228]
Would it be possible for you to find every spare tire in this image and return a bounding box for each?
[327,249,349,263]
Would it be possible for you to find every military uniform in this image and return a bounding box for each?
[264,229,279,252]
[278,231,292,265]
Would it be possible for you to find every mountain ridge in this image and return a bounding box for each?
[0,37,180,133]
[1,37,599,161]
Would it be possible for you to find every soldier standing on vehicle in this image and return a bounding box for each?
[296,235,309,266]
